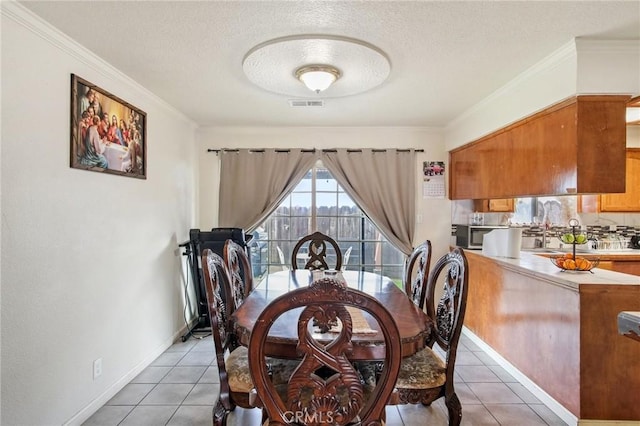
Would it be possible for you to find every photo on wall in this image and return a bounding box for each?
[70,74,147,179]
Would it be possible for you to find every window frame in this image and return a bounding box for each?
[254,163,405,280]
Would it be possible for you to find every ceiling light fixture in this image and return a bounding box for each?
[242,35,390,98]
[295,65,341,93]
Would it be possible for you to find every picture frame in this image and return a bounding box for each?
[70,74,147,179]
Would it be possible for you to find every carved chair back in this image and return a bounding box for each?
[201,249,251,425]
[392,247,469,426]
[425,247,469,354]
[249,277,401,426]
[223,239,254,311]
[291,231,343,271]
[403,240,432,310]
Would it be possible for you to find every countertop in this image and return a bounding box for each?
[522,248,640,259]
[467,250,640,291]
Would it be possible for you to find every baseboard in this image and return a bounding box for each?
[578,421,640,425]
[62,324,192,426]
[462,327,579,426]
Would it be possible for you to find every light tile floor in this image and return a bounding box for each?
[83,333,568,426]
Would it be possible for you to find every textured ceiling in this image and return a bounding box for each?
[19,1,640,128]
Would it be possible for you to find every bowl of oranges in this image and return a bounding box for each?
[550,253,599,273]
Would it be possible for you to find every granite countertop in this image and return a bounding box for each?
[618,311,640,342]
[468,251,640,291]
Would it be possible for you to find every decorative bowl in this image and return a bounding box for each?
[550,254,599,273]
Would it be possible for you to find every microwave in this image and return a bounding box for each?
[454,225,509,249]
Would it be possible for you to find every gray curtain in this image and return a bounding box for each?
[218,149,318,232]
[322,149,416,255]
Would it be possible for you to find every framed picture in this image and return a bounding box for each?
[70,74,147,179]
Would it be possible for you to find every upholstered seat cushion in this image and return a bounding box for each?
[226,346,298,393]
[396,346,446,389]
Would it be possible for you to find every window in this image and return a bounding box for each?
[512,196,578,225]
[254,162,405,281]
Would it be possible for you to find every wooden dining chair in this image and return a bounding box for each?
[404,240,432,310]
[391,247,469,426]
[223,239,254,313]
[248,277,402,426]
[202,249,296,426]
[291,231,343,271]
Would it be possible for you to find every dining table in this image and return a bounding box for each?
[231,269,433,361]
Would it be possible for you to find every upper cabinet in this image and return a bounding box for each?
[599,149,640,212]
[449,95,630,200]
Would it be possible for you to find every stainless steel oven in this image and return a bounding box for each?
[454,225,509,249]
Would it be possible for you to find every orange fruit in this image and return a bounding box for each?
[555,258,564,268]
[578,258,592,270]
[564,259,577,270]
[565,253,574,260]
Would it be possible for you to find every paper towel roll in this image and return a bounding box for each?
[481,228,522,258]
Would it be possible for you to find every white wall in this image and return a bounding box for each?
[196,126,453,261]
[1,5,198,425]
[575,39,640,94]
[444,40,578,151]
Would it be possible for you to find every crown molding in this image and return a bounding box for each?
[447,39,578,130]
[1,1,196,128]
[575,38,640,53]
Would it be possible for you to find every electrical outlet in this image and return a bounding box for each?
[93,358,102,380]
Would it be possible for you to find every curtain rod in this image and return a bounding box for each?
[207,148,424,154]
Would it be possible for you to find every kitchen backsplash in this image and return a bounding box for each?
[451,199,640,228]
[518,224,640,238]
[450,224,640,238]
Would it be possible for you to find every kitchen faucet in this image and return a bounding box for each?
[535,220,551,249]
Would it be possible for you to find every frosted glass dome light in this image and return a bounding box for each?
[295,65,341,93]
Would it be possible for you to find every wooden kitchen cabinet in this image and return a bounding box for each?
[600,149,640,212]
[473,198,514,212]
[449,95,629,200]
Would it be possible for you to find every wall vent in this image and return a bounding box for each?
[288,99,324,107]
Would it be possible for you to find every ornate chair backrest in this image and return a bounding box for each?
[201,249,235,396]
[249,277,401,426]
[291,231,343,271]
[425,247,469,361]
[403,240,432,310]
[223,239,254,311]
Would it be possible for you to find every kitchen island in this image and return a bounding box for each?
[463,250,640,423]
